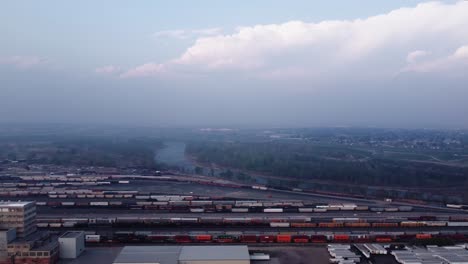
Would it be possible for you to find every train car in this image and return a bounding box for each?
[85,234,101,243]
[333,234,350,242]
[398,206,413,212]
[425,221,447,227]
[174,235,192,243]
[375,235,393,243]
[258,235,276,243]
[318,222,344,228]
[310,235,327,243]
[270,222,290,228]
[264,208,283,213]
[345,222,371,228]
[292,235,309,243]
[90,201,109,206]
[147,234,171,243]
[447,222,468,227]
[276,234,292,243]
[415,234,432,240]
[240,235,258,243]
[396,234,415,242]
[372,222,399,228]
[298,208,313,213]
[291,223,316,228]
[193,235,212,242]
[400,221,425,227]
[216,234,237,243]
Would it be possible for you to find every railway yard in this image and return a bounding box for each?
[0,173,467,248]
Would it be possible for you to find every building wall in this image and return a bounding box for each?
[59,233,85,259]
[0,203,36,237]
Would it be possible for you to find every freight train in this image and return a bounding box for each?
[34,199,414,214]
[37,215,468,229]
[82,230,468,244]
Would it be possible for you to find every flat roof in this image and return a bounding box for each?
[179,246,250,261]
[60,231,84,239]
[0,201,34,207]
[113,246,181,264]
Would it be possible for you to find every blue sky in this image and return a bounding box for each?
[0,1,467,128]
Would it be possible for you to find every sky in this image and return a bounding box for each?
[1,0,467,129]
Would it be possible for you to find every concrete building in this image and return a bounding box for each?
[0,202,36,237]
[0,229,16,260]
[0,201,58,264]
[5,231,59,264]
[58,231,85,259]
[113,246,250,264]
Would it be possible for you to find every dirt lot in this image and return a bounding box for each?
[250,245,330,264]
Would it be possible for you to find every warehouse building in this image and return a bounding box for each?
[113,245,250,264]
[58,231,85,259]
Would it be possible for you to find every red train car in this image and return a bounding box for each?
[240,235,258,243]
[333,234,350,242]
[194,235,212,242]
[276,234,292,243]
[259,235,276,243]
[174,235,191,243]
[311,235,327,243]
[292,235,309,243]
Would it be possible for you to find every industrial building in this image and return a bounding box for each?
[0,201,37,237]
[0,201,58,264]
[58,231,85,259]
[392,246,468,264]
[113,245,250,264]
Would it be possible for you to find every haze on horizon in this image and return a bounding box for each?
[1,1,467,129]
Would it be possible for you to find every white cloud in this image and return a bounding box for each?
[127,1,468,80]
[403,44,468,73]
[95,65,121,75]
[153,27,222,40]
[406,50,429,63]
[0,56,48,69]
[119,63,165,78]
[453,45,468,59]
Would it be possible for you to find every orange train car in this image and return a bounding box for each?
[276,234,292,243]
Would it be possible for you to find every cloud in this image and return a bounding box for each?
[119,63,165,78]
[0,56,48,69]
[126,1,468,80]
[95,65,121,75]
[406,50,429,63]
[403,44,468,73]
[153,27,222,40]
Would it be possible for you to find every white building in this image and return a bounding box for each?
[58,231,85,259]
